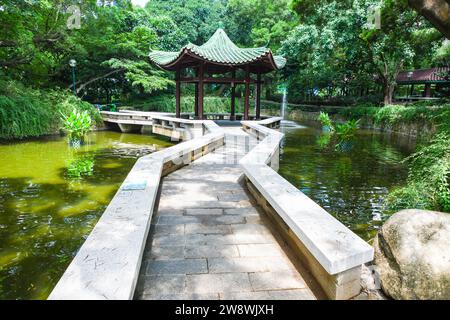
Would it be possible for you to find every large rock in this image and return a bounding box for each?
[374,209,450,300]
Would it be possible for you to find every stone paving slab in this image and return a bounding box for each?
[146,246,184,260]
[185,273,253,294]
[185,245,240,259]
[135,126,317,300]
[142,293,220,300]
[146,259,208,275]
[249,271,306,291]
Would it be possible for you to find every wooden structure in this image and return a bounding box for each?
[149,29,286,120]
[396,67,450,99]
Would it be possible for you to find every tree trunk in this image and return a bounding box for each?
[383,82,395,105]
[409,0,450,39]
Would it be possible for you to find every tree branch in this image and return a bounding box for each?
[0,40,17,47]
[408,0,450,39]
[73,68,126,94]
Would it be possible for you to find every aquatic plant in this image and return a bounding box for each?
[316,133,332,150]
[60,109,92,146]
[335,119,360,151]
[66,158,95,179]
[318,112,334,132]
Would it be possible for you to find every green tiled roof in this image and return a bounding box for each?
[149,29,286,70]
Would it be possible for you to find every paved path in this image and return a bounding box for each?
[134,127,317,300]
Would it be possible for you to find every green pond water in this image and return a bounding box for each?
[0,121,415,300]
[279,120,415,241]
[0,131,172,300]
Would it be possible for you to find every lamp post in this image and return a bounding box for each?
[69,59,77,96]
[407,71,414,98]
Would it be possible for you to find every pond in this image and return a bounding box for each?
[279,120,415,242]
[0,131,172,300]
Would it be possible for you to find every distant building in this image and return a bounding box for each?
[396,67,450,100]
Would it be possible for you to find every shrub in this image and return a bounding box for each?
[338,104,380,120]
[386,131,450,213]
[129,94,245,114]
[0,80,101,140]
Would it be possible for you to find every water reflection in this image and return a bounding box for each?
[0,131,172,299]
[279,121,414,241]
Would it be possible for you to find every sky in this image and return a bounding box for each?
[131,0,149,7]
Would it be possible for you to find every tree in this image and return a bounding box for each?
[284,0,442,105]
[280,1,376,102]
[409,0,450,39]
[224,0,296,50]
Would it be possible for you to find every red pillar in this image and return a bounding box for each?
[244,66,250,120]
[424,83,432,97]
[230,70,236,121]
[198,63,204,120]
[175,69,181,118]
[256,73,261,120]
[194,82,199,118]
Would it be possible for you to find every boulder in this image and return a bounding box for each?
[374,209,450,300]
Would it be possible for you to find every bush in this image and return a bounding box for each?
[386,131,450,213]
[0,80,101,140]
[337,102,450,130]
[338,104,380,120]
[129,94,246,114]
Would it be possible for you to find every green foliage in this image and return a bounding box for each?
[337,101,450,129]
[318,112,333,129]
[0,80,100,140]
[337,101,450,213]
[335,119,360,151]
[338,104,380,120]
[316,133,332,149]
[130,94,245,114]
[386,131,450,213]
[60,109,92,143]
[373,103,450,127]
[66,158,95,179]
[224,0,296,50]
[315,115,360,151]
[281,0,444,105]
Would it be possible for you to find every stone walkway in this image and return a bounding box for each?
[134,127,317,300]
